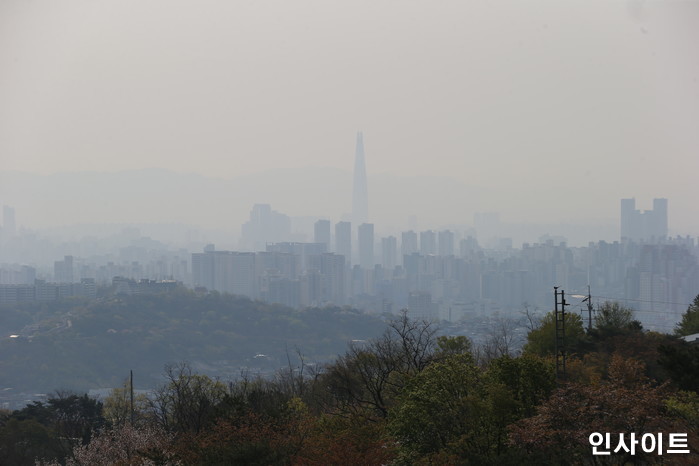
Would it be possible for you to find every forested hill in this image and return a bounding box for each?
[0,290,386,392]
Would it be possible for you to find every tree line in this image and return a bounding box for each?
[2,296,699,464]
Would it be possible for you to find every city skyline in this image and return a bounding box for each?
[2,1,698,236]
[1,164,696,241]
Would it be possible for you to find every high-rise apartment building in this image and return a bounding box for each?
[192,250,257,297]
[620,198,668,242]
[381,236,397,270]
[438,230,455,256]
[358,223,374,269]
[318,253,346,304]
[240,204,291,251]
[420,230,437,255]
[314,219,331,249]
[54,256,74,283]
[408,291,433,321]
[335,221,352,263]
[401,230,418,257]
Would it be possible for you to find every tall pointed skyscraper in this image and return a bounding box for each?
[352,132,369,226]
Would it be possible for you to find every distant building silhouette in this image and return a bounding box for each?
[401,230,418,257]
[335,221,352,263]
[459,236,479,257]
[620,198,668,242]
[352,132,369,226]
[54,255,74,283]
[381,236,397,270]
[0,278,96,304]
[191,250,256,296]
[266,242,326,271]
[2,205,16,238]
[408,291,434,321]
[358,223,374,269]
[438,230,454,256]
[420,230,436,255]
[0,264,35,285]
[314,219,331,249]
[241,204,291,251]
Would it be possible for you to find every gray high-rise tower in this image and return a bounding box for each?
[352,132,369,226]
[620,198,668,242]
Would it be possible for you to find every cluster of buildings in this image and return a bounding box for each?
[1,136,696,332]
[189,160,693,329]
[192,245,345,309]
[0,279,96,305]
[191,224,698,331]
[0,252,188,304]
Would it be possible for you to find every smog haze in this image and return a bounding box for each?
[1,0,698,238]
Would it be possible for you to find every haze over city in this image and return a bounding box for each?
[1,0,698,238]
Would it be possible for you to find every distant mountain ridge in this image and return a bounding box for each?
[0,167,619,245]
[0,167,488,232]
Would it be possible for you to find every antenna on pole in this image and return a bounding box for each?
[582,285,595,332]
[554,287,568,382]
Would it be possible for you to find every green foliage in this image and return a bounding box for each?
[665,391,699,430]
[592,301,642,338]
[47,393,104,445]
[676,294,699,336]
[0,418,64,466]
[389,354,483,459]
[522,311,586,356]
[0,392,105,465]
[388,352,537,463]
[486,354,556,418]
[658,340,699,392]
[102,379,151,428]
[435,335,472,358]
[4,294,699,464]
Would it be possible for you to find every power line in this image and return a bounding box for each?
[573,306,684,316]
[576,295,692,308]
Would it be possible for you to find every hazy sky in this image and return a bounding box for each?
[1,1,698,234]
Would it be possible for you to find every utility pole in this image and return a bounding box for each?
[582,285,595,332]
[130,370,134,425]
[554,287,568,382]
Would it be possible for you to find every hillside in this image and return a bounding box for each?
[0,290,386,392]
